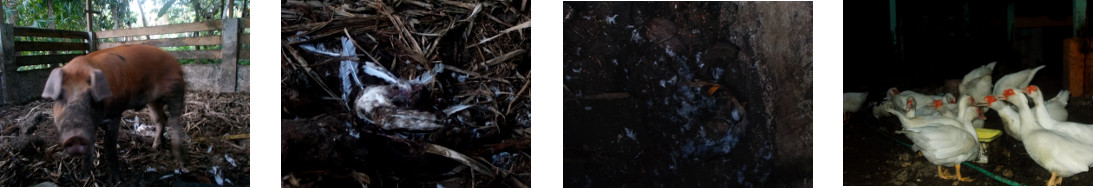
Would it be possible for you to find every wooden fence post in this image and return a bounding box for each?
[219,18,240,92]
[0,23,15,104]
[85,0,96,52]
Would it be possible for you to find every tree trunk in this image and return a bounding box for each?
[47,0,55,28]
[111,0,121,30]
[137,0,147,27]
[9,0,19,25]
[215,0,224,19]
[224,0,233,19]
[191,0,204,51]
[191,0,206,22]
[241,0,247,18]
[137,0,148,39]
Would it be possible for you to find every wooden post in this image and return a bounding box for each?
[1065,38,1088,96]
[85,0,96,52]
[0,23,15,104]
[219,18,240,92]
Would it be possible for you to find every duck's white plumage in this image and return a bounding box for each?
[1025,86,1093,145]
[873,101,895,119]
[1005,89,1093,185]
[960,62,995,105]
[985,95,1023,141]
[844,92,869,113]
[898,123,980,167]
[890,95,979,168]
[1045,90,1070,121]
[960,62,996,87]
[1023,130,1093,178]
[993,65,1045,97]
[888,98,964,129]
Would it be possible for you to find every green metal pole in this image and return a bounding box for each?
[1076,0,1087,37]
[1008,3,1014,40]
[890,0,897,45]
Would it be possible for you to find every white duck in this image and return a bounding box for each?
[960,74,992,105]
[1022,129,1093,186]
[955,95,990,163]
[992,65,1045,97]
[941,93,958,117]
[889,97,966,129]
[937,94,989,128]
[844,92,869,121]
[961,61,996,86]
[1004,88,1093,186]
[886,88,937,112]
[1046,90,1070,121]
[1025,86,1093,145]
[985,95,1024,141]
[890,96,980,182]
[886,87,912,110]
[895,89,956,118]
[873,101,895,119]
[913,98,945,118]
[1004,89,1049,140]
[960,62,996,124]
[934,99,956,118]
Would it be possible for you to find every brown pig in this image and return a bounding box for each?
[41,44,186,180]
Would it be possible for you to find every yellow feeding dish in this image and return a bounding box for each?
[976,128,1002,142]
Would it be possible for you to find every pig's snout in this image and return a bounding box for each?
[57,116,94,155]
[62,136,90,154]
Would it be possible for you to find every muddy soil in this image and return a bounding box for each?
[844,88,1093,186]
[562,2,812,187]
[0,91,250,186]
[280,0,531,187]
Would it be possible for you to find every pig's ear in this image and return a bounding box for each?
[89,69,112,101]
[41,68,63,99]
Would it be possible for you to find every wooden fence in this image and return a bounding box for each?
[0,18,249,105]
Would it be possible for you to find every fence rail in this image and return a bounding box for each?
[14,27,89,39]
[10,27,92,68]
[96,20,224,39]
[0,18,250,105]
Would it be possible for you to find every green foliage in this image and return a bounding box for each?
[10,0,83,30]
[16,63,51,71]
[5,0,136,30]
[5,0,250,30]
[3,0,250,71]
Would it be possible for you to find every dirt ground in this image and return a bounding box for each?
[562,2,811,187]
[281,0,531,187]
[844,87,1093,186]
[0,90,250,186]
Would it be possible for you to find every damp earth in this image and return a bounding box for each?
[562,2,812,187]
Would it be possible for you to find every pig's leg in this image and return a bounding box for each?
[147,102,167,148]
[103,118,122,180]
[165,93,186,162]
